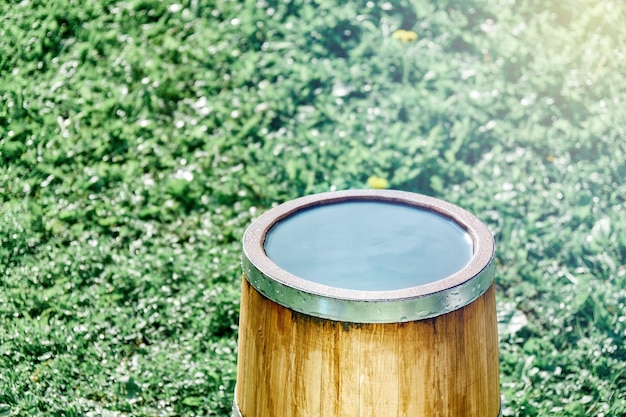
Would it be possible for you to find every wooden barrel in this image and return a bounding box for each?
[233,189,500,417]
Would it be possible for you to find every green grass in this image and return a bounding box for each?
[1,0,625,415]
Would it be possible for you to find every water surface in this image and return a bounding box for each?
[264,201,473,291]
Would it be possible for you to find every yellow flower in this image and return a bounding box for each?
[367,176,390,189]
[392,29,418,43]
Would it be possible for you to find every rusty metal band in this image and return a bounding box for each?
[242,189,495,324]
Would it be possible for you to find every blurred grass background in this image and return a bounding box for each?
[1,0,625,415]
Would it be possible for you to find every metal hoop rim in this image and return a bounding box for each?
[242,189,495,323]
[231,394,503,417]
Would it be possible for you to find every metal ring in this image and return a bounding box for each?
[242,189,495,323]
[231,395,503,417]
[231,396,242,417]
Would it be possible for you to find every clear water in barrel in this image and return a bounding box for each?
[263,201,473,291]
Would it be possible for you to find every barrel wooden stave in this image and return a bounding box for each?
[235,276,500,417]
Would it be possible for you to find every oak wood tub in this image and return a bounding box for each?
[233,189,500,417]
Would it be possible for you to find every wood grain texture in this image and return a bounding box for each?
[235,276,500,417]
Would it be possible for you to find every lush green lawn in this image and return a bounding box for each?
[1,0,625,415]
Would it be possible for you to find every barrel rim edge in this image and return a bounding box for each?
[243,189,495,301]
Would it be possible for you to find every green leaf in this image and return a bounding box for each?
[430,175,444,193]
[285,159,297,180]
[182,396,203,407]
